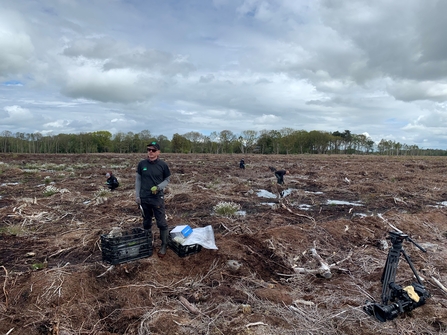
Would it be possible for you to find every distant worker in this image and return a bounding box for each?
[274,169,289,185]
[135,141,171,258]
[105,171,119,191]
[239,159,245,169]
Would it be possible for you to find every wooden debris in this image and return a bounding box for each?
[309,245,332,278]
[245,322,267,328]
[179,295,201,315]
[280,203,315,222]
[1,266,8,310]
[293,299,315,306]
[97,265,114,278]
[430,276,447,295]
[291,242,352,279]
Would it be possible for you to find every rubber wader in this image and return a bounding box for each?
[158,229,168,258]
[145,229,153,257]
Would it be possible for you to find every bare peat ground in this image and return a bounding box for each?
[1,153,447,335]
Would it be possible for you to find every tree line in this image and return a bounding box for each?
[1,128,446,156]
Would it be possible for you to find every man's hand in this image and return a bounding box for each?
[151,186,158,194]
[135,197,141,204]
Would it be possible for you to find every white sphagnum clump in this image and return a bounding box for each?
[213,201,241,217]
[43,185,59,196]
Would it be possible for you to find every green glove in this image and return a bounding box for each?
[151,186,158,194]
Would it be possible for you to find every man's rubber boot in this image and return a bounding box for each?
[145,229,153,257]
[158,229,168,258]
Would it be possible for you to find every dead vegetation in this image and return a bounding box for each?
[1,153,447,334]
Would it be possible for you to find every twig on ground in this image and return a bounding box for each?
[179,295,201,315]
[280,203,315,222]
[108,283,158,290]
[291,242,352,279]
[48,247,77,258]
[293,299,315,306]
[206,310,224,335]
[1,266,8,310]
[430,276,447,295]
[138,309,176,335]
[220,222,232,233]
[245,322,267,328]
[309,242,332,278]
[97,265,114,277]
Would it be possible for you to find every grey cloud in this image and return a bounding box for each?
[103,49,196,76]
[61,78,164,104]
[387,81,447,102]
[63,37,123,59]
[405,110,447,129]
[0,11,34,78]
[317,0,447,84]
[199,74,215,83]
[62,37,197,77]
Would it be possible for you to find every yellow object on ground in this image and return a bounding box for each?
[403,285,420,302]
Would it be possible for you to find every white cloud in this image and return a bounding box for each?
[254,114,280,123]
[3,105,33,121]
[43,120,70,128]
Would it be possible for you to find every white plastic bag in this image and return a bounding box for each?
[181,225,218,250]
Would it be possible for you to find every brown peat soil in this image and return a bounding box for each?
[1,153,447,335]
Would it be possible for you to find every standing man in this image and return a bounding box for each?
[135,141,171,258]
[274,169,289,185]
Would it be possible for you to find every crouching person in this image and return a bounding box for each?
[105,171,119,190]
[135,141,171,258]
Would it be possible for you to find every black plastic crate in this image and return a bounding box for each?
[101,227,153,265]
[168,232,202,257]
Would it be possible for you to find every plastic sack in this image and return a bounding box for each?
[180,225,218,250]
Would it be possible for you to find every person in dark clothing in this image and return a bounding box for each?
[135,141,171,258]
[105,171,119,190]
[274,169,289,185]
[239,159,245,169]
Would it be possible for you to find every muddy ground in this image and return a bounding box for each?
[1,153,447,335]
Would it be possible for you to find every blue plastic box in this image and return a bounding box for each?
[170,225,192,239]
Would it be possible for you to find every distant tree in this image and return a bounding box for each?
[257,130,274,154]
[377,139,392,155]
[171,133,191,153]
[155,135,171,153]
[331,131,344,154]
[209,132,220,153]
[1,130,12,153]
[138,129,152,144]
[123,132,137,153]
[219,130,236,153]
[241,130,258,153]
[112,132,126,153]
[308,130,331,154]
[0,127,445,156]
[91,131,112,152]
[280,128,296,154]
[183,131,203,153]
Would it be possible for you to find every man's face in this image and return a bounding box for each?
[147,146,160,161]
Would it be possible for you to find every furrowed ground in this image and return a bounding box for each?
[1,153,447,335]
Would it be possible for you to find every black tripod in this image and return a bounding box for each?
[364,231,430,322]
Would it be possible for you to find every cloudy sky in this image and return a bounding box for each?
[1,0,447,149]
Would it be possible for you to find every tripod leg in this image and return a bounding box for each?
[380,243,402,304]
[401,248,424,285]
